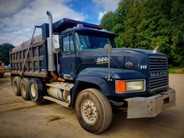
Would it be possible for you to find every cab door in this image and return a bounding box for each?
[59,33,76,80]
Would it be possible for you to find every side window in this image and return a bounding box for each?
[69,35,74,51]
[63,34,74,52]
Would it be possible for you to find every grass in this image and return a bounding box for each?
[169,67,184,74]
[47,115,65,122]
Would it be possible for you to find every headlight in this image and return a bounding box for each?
[126,81,144,92]
[116,80,145,93]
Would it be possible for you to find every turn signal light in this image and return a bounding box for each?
[116,81,126,93]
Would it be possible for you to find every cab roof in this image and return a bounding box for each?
[52,18,102,33]
[60,27,117,38]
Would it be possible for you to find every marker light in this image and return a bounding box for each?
[125,62,132,68]
[116,81,126,93]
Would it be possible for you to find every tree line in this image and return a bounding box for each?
[101,0,184,66]
[0,43,14,65]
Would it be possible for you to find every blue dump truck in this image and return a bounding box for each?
[10,11,176,134]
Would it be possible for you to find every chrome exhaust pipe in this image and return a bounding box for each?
[47,11,53,38]
[46,11,56,71]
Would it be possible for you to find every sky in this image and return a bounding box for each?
[0,0,120,46]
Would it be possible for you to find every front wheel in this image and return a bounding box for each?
[75,88,112,134]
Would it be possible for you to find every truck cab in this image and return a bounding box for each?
[59,27,116,78]
[10,11,176,134]
[58,25,170,98]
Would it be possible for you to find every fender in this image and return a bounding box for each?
[70,76,111,107]
[70,68,147,107]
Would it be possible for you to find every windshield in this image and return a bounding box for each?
[75,31,116,50]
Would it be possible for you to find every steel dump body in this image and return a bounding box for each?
[10,35,48,77]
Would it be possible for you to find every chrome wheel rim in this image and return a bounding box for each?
[81,99,98,124]
[31,83,36,98]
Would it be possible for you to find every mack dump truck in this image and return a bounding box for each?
[10,11,176,134]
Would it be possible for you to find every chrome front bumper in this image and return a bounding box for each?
[125,88,176,119]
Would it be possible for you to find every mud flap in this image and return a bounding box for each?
[125,88,176,119]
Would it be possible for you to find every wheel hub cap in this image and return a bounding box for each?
[81,99,97,124]
[31,83,36,97]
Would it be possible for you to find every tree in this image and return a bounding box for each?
[100,11,114,31]
[170,0,184,66]
[100,0,184,66]
[0,43,15,65]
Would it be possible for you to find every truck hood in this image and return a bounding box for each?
[112,48,164,56]
[77,48,166,80]
[78,48,165,57]
[78,68,145,80]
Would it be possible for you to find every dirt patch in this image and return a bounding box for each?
[0,73,10,85]
[0,104,38,114]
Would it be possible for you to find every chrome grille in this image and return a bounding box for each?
[149,56,168,92]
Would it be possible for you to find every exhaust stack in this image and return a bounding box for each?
[47,11,53,38]
[46,11,56,71]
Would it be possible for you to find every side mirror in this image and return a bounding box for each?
[53,35,60,53]
[104,44,112,54]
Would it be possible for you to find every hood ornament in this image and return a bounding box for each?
[153,46,158,53]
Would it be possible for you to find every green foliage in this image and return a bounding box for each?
[169,67,184,74]
[100,0,184,66]
[0,43,14,65]
[100,11,114,31]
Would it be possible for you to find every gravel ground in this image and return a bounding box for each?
[0,73,183,138]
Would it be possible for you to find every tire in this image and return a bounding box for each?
[0,73,3,78]
[29,78,43,103]
[20,78,30,100]
[75,88,112,134]
[13,76,21,96]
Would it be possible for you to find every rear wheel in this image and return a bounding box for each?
[20,78,30,100]
[29,78,43,103]
[0,73,3,78]
[75,88,112,134]
[13,76,21,96]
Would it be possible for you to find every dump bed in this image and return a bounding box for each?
[10,34,48,77]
